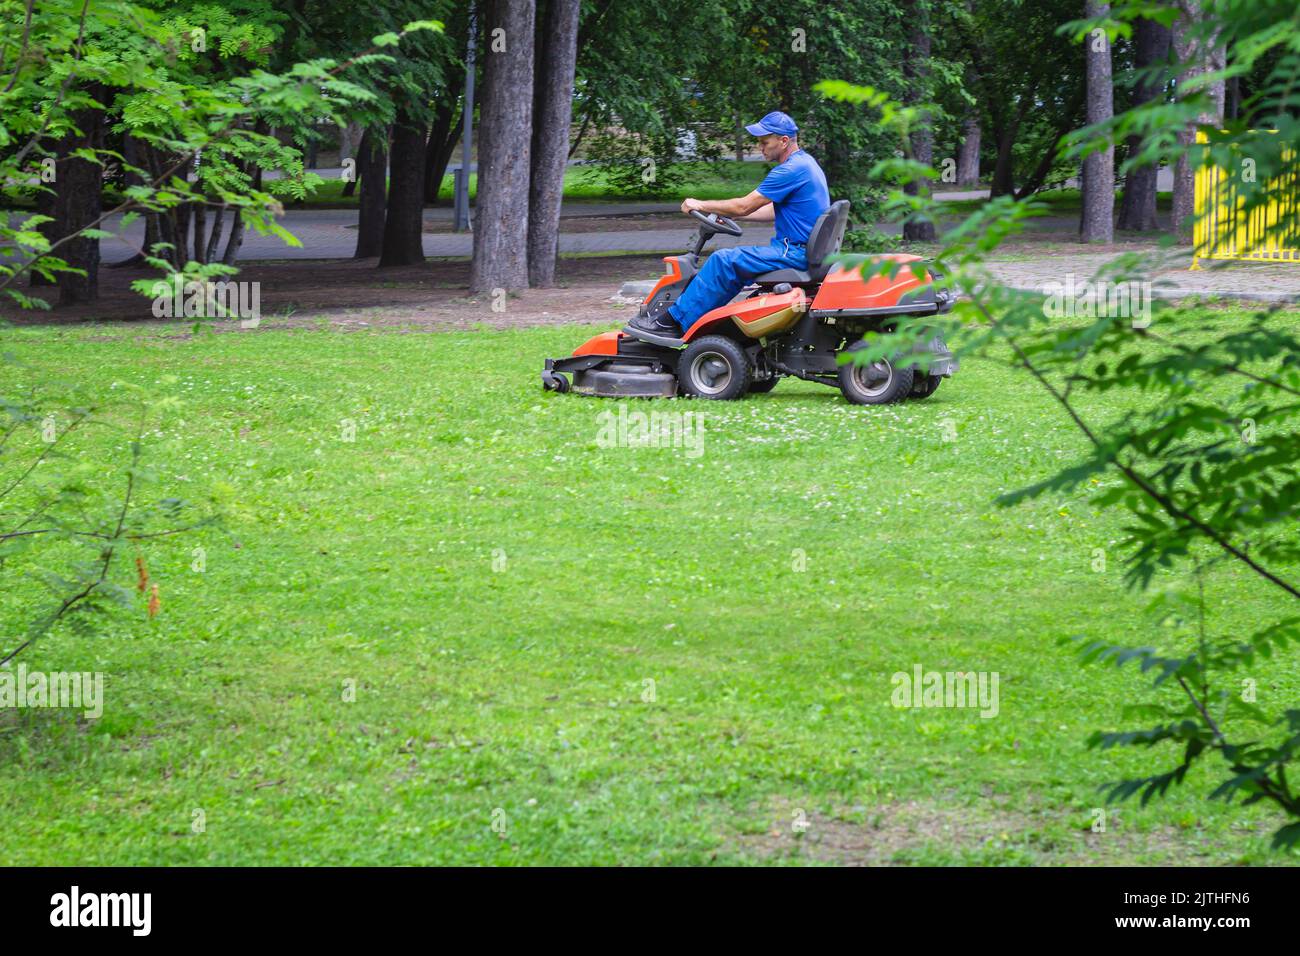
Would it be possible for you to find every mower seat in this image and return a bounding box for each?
[754,199,850,285]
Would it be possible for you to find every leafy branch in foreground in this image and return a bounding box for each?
[0,354,216,664]
[819,0,1300,850]
[0,1,443,310]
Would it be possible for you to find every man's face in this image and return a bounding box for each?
[757,134,790,162]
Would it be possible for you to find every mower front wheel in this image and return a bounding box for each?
[679,335,751,400]
[541,369,570,393]
[838,340,914,405]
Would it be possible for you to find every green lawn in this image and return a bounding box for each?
[1,312,1298,865]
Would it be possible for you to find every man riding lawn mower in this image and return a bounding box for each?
[541,111,958,404]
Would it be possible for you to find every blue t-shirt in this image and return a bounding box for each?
[757,149,830,244]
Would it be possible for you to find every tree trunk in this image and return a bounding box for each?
[222,165,258,266]
[567,113,591,159]
[139,145,177,269]
[338,120,363,163]
[1118,17,1171,231]
[378,108,427,267]
[192,190,208,265]
[354,127,389,259]
[902,1,936,242]
[957,115,981,186]
[423,95,463,204]
[420,3,472,204]
[222,211,245,265]
[990,128,1017,197]
[987,83,1038,199]
[1011,83,1085,201]
[108,134,147,269]
[31,160,57,287]
[142,213,161,264]
[205,205,225,263]
[1081,1,1115,244]
[471,0,536,293]
[1171,2,1225,239]
[527,0,580,288]
[172,162,191,267]
[56,96,106,304]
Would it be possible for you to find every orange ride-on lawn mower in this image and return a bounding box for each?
[540,200,958,404]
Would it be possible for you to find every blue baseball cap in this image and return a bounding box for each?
[745,111,799,138]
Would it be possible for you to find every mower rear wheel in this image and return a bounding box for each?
[838,340,914,405]
[909,374,942,399]
[679,335,751,400]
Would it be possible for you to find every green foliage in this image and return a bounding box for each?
[0,1,442,310]
[840,225,903,254]
[949,0,1088,195]
[0,2,440,665]
[0,354,212,664]
[575,1,945,194]
[576,131,689,199]
[821,0,1300,847]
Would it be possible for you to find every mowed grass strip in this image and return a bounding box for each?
[0,313,1297,865]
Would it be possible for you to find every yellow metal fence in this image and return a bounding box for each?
[1192,130,1300,268]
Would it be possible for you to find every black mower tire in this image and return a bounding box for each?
[541,370,570,393]
[909,374,942,399]
[679,335,751,400]
[838,339,914,405]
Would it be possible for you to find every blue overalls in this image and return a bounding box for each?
[665,236,809,333]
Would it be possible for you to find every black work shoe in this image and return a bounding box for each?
[623,312,685,346]
[626,312,682,337]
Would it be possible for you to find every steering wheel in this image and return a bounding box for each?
[690,209,744,237]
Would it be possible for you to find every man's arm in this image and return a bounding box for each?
[681,190,770,220]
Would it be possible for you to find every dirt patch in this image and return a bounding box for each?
[1,255,660,330]
[731,796,1243,866]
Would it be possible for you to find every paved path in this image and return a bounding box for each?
[616,251,1300,304]
[98,207,776,264]
[99,191,987,264]
[983,250,1300,303]
[98,201,1056,265]
[95,200,1300,303]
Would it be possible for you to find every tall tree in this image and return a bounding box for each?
[1117,16,1171,231]
[379,106,427,266]
[354,128,389,258]
[423,94,464,203]
[954,1,981,187]
[1171,0,1226,239]
[422,4,473,203]
[903,0,937,242]
[470,0,535,294]
[1081,0,1115,243]
[527,0,581,288]
[46,87,108,304]
[956,112,981,186]
[962,0,1084,199]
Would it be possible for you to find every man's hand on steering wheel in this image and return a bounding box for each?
[680,197,705,215]
[688,208,743,237]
